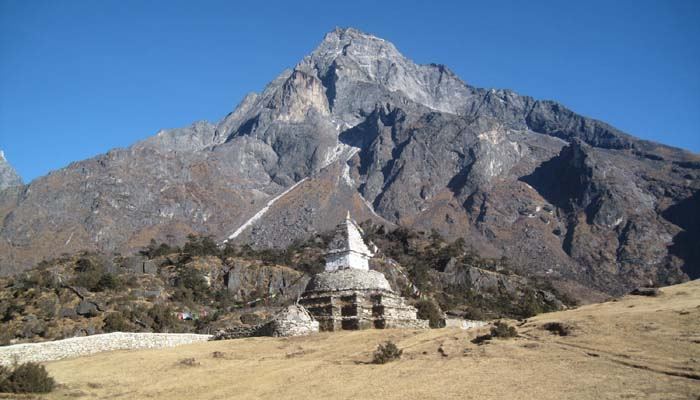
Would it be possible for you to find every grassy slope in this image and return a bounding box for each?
[34,280,700,400]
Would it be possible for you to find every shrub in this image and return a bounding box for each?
[0,362,55,393]
[194,311,221,334]
[140,239,177,259]
[372,341,403,364]
[542,322,572,336]
[102,312,133,332]
[177,358,200,367]
[37,298,57,320]
[72,257,116,292]
[183,235,219,257]
[173,267,209,302]
[490,321,517,338]
[471,334,492,345]
[147,304,178,333]
[17,269,60,291]
[95,273,120,292]
[415,299,445,328]
[1,300,23,322]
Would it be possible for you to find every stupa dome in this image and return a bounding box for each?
[304,269,393,293]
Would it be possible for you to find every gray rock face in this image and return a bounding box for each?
[224,261,308,302]
[122,257,157,274]
[0,28,698,299]
[0,150,23,191]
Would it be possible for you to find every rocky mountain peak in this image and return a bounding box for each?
[292,27,472,120]
[0,28,697,301]
[0,150,23,190]
[302,27,403,74]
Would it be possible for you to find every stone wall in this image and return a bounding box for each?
[212,326,262,340]
[444,318,488,330]
[0,332,211,366]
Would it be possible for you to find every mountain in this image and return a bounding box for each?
[0,150,23,190]
[0,28,698,299]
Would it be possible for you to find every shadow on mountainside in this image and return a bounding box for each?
[662,190,700,279]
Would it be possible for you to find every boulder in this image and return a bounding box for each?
[142,260,157,274]
[76,300,99,316]
[143,289,162,298]
[262,304,319,337]
[122,257,157,274]
[59,307,77,318]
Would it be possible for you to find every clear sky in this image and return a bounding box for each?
[1,0,699,183]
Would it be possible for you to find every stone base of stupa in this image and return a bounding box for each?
[299,269,429,331]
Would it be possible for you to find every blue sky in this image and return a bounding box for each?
[1,0,699,183]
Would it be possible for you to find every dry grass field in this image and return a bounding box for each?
[14,280,700,399]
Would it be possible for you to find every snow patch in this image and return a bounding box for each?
[64,232,74,246]
[359,192,385,221]
[321,143,350,169]
[225,178,309,241]
[477,129,503,145]
[342,162,354,186]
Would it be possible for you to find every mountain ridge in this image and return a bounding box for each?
[0,28,697,300]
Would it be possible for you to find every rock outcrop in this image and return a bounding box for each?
[0,150,22,191]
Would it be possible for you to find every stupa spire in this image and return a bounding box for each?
[324,212,373,271]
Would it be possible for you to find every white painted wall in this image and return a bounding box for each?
[325,251,369,271]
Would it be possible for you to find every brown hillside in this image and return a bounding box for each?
[31,280,700,399]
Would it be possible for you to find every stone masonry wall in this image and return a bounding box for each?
[0,332,212,366]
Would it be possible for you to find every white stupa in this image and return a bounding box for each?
[299,212,428,331]
[324,211,374,272]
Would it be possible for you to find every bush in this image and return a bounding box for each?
[71,258,104,290]
[490,321,517,338]
[102,312,133,332]
[147,304,178,333]
[72,257,119,292]
[471,334,492,345]
[1,300,23,322]
[183,235,219,258]
[0,362,55,393]
[140,239,177,259]
[173,267,209,303]
[37,298,57,320]
[17,269,60,291]
[415,299,445,328]
[177,357,200,367]
[372,341,403,364]
[542,322,572,336]
[95,273,120,292]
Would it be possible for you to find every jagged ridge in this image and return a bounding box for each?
[0,28,698,300]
